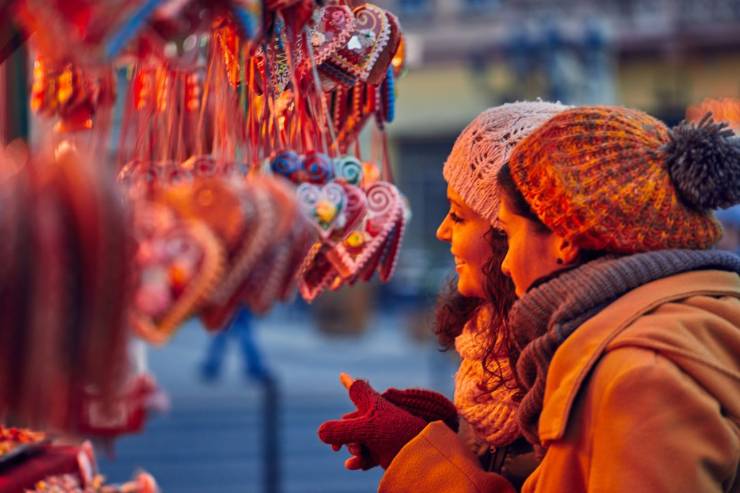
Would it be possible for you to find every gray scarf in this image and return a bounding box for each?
[509,249,740,446]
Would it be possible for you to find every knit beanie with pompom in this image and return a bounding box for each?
[443,101,570,224]
[507,106,740,253]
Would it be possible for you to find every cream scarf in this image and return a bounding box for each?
[454,304,521,450]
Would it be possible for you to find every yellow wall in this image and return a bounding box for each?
[617,52,740,113]
[389,51,740,138]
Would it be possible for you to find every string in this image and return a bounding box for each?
[196,40,216,157]
[304,28,338,155]
[0,60,6,145]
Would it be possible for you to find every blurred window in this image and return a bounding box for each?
[464,0,501,10]
[398,0,432,17]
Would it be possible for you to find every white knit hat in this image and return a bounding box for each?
[443,101,570,224]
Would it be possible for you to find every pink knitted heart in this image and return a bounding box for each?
[325,181,402,280]
[331,182,368,241]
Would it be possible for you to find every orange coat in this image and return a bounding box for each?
[380,270,740,492]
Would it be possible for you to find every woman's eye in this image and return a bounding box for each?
[449,212,463,223]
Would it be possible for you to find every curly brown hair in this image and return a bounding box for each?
[434,227,522,396]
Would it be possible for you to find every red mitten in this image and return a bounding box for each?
[382,387,459,432]
[318,380,426,469]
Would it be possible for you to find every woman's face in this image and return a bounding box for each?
[436,187,492,299]
[497,197,566,298]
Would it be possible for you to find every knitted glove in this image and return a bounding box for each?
[318,380,427,469]
[382,387,459,432]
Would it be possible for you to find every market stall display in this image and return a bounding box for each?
[1,0,409,488]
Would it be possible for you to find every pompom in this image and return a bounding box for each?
[664,113,740,210]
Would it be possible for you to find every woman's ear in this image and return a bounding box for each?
[553,235,581,266]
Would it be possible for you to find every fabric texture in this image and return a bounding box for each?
[317,379,426,469]
[381,269,740,492]
[509,248,740,446]
[382,387,459,433]
[507,105,730,253]
[443,101,569,224]
[453,305,521,448]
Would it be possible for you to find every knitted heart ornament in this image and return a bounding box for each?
[298,242,337,302]
[325,181,402,280]
[296,182,347,239]
[356,211,405,283]
[378,205,408,282]
[299,5,355,79]
[331,181,368,240]
[239,177,300,313]
[366,11,402,86]
[320,4,391,87]
[132,215,224,345]
[207,183,274,305]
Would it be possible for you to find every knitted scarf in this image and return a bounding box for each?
[454,305,521,449]
[509,249,740,446]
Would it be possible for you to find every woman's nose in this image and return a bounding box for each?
[436,215,451,242]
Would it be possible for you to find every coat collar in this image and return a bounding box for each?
[538,269,740,443]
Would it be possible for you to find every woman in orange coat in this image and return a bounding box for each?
[320,106,740,492]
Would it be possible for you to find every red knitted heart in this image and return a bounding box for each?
[306,6,355,68]
[298,242,337,302]
[320,4,391,87]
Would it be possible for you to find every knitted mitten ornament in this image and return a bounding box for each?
[318,380,427,469]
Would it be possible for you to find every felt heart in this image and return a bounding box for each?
[207,181,274,305]
[331,181,367,241]
[356,211,405,283]
[296,182,346,239]
[238,178,297,314]
[378,202,409,281]
[320,4,391,87]
[323,181,402,280]
[366,11,402,85]
[278,220,317,301]
[297,242,337,302]
[306,6,355,67]
[132,206,225,345]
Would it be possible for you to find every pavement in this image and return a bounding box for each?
[96,306,458,493]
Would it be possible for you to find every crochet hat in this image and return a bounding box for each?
[508,106,740,253]
[443,101,570,224]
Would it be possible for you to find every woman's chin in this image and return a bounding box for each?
[456,279,484,299]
